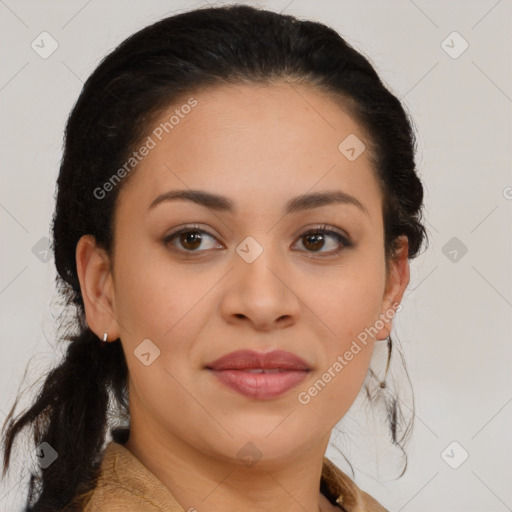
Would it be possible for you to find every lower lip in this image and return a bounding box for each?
[208,369,309,399]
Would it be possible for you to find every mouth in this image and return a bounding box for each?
[239,368,290,373]
[205,349,312,400]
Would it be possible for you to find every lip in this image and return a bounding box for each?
[205,349,311,400]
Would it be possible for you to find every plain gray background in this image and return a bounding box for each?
[1,1,511,511]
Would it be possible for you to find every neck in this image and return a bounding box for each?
[124,423,334,512]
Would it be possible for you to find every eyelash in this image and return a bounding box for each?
[163,223,352,258]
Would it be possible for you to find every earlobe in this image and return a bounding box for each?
[376,236,410,340]
[75,234,119,342]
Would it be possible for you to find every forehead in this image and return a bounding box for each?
[117,81,381,217]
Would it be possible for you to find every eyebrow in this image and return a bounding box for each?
[147,189,368,216]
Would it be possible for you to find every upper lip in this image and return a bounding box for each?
[205,349,312,371]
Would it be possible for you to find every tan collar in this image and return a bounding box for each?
[81,441,388,512]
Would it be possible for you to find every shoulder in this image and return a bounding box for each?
[80,441,184,512]
[82,482,166,512]
[81,441,388,512]
[321,457,389,512]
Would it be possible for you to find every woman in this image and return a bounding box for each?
[1,4,426,511]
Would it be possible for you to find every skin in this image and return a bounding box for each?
[76,81,409,512]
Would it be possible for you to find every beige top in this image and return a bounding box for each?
[79,441,389,512]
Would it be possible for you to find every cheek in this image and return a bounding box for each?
[115,256,209,433]
[309,252,386,399]
[308,348,373,426]
[318,260,386,342]
[126,359,213,453]
[298,280,380,424]
[113,245,206,343]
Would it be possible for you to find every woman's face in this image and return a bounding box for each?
[80,81,409,465]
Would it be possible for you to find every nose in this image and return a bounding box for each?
[219,244,301,331]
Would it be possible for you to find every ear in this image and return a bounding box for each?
[75,234,119,342]
[375,235,410,341]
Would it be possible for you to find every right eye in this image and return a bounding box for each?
[163,224,223,254]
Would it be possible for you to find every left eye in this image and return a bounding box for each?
[293,227,351,256]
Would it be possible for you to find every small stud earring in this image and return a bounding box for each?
[103,329,108,343]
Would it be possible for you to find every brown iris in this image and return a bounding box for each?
[179,231,203,250]
[302,233,325,252]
